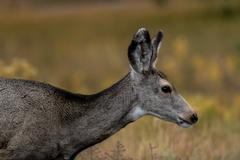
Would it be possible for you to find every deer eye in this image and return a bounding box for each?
[161,85,172,94]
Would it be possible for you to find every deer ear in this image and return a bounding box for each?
[128,28,152,74]
[151,31,163,68]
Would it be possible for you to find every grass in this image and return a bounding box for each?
[0,2,239,160]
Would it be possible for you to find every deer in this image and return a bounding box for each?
[0,28,198,160]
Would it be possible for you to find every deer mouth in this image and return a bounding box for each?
[177,117,193,128]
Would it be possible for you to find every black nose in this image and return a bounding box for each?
[190,113,198,124]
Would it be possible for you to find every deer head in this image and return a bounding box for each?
[128,28,198,128]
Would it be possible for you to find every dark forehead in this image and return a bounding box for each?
[145,69,168,80]
[156,70,168,79]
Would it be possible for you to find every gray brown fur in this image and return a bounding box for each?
[0,28,198,160]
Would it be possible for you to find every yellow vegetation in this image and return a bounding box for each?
[0,2,240,159]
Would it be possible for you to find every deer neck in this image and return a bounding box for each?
[61,73,140,158]
[88,73,139,132]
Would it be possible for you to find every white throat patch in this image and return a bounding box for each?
[129,106,146,121]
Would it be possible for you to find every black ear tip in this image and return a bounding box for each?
[157,30,164,40]
[134,27,151,43]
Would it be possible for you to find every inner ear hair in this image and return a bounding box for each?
[128,28,153,74]
[151,31,163,67]
[128,28,164,75]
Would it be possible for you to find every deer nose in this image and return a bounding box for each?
[189,113,198,124]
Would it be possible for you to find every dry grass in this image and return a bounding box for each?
[0,1,239,160]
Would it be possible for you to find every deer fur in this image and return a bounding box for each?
[0,28,198,160]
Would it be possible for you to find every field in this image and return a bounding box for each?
[0,1,240,159]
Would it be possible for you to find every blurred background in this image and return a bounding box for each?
[0,0,240,159]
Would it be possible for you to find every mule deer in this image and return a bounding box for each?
[0,28,198,160]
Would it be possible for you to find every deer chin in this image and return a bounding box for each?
[177,117,193,128]
[177,121,192,128]
[146,112,178,124]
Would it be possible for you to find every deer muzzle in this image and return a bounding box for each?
[177,112,198,128]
